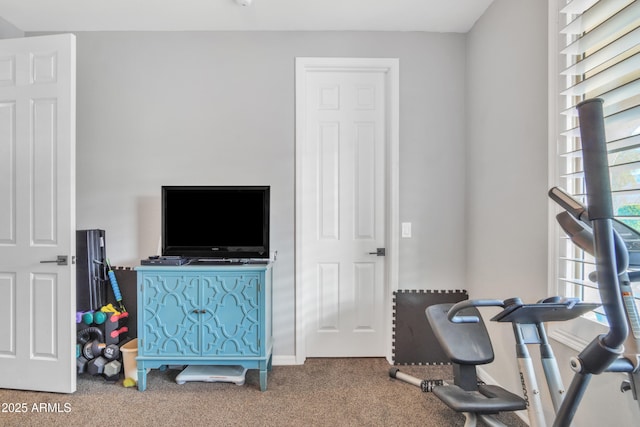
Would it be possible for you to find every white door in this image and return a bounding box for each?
[296,58,399,358]
[0,34,76,393]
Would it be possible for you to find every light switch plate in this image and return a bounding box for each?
[401,222,411,238]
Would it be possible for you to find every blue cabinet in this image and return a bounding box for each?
[135,264,273,391]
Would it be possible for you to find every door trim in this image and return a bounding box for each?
[294,57,399,364]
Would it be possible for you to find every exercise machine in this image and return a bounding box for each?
[390,99,640,426]
[544,98,640,425]
[391,296,598,427]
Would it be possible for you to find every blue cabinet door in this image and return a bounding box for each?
[140,274,200,356]
[201,273,261,356]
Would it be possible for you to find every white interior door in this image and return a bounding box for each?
[296,58,399,358]
[0,34,76,393]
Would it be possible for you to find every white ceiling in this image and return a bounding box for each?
[0,0,494,33]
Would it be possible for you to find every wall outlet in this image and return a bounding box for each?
[401,222,412,238]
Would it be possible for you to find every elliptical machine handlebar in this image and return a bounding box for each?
[447,299,505,323]
[552,203,630,278]
[550,98,632,427]
[578,99,614,222]
[548,186,590,224]
[574,98,628,359]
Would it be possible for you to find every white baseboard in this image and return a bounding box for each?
[548,326,590,352]
[272,355,299,366]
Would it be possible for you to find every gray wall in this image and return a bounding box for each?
[71,31,468,358]
[466,0,549,413]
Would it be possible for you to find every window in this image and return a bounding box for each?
[552,0,640,322]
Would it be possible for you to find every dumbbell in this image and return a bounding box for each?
[82,340,107,360]
[83,341,121,361]
[102,344,121,361]
[76,356,88,374]
[109,326,128,340]
[87,356,108,375]
[103,360,122,380]
[79,311,107,325]
[82,340,100,360]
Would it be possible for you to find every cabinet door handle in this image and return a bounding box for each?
[192,309,206,314]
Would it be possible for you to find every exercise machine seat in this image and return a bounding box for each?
[433,384,527,414]
[426,303,527,414]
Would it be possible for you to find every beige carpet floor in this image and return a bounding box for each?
[0,358,528,427]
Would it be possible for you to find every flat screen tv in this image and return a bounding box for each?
[162,185,270,259]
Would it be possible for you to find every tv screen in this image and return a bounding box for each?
[162,186,270,259]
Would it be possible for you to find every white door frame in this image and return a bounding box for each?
[294,57,399,364]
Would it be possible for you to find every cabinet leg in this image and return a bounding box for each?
[137,366,147,391]
[259,355,271,391]
[259,369,268,391]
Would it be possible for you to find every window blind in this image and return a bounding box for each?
[555,0,640,317]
